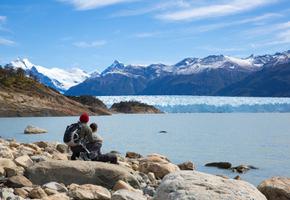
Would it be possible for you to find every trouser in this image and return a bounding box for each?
[70,145,86,160]
[70,142,117,164]
[70,142,101,160]
[93,153,118,164]
[86,142,102,160]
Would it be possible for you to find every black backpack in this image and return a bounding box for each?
[63,122,82,146]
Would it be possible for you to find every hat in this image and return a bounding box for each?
[79,112,89,123]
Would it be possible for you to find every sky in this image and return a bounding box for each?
[0,0,290,72]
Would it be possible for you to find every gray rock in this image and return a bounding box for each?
[139,154,179,179]
[68,183,111,200]
[143,186,156,197]
[258,177,290,200]
[0,144,14,159]
[30,155,49,162]
[205,162,232,169]
[14,188,29,198]
[178,161,195,170]
[0,158,19,177]
[14,155,33,168]
[0,188,24,200]
[26,160,140,189]
[43,181,68,193]
[126,152,142,159]
[28,186,48,199]
[6,175,33,188]
[111,189,147,200]
[42,193,70,200]
[56,144,68,153]
[232,165,258,173]
[24,125,47,134]
[154,171,267,200]
[34,141,49,148]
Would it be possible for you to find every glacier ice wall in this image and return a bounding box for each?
[97,95,290,113]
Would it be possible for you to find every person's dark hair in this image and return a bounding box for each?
[90,123,98,132]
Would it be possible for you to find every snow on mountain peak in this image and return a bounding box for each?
[10,58,35,70]
[224,56,253,68]
[9,58,89,91]
[101,60,126,75]
[175,58,198,67]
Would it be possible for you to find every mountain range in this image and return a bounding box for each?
[5,50,290,97]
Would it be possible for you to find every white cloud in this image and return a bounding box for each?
[157,0,277,21]
[112,0,190,17]
[245,21,290,37]
[263,29,290,45]
[73,40,107,48]
[0,37,15,46]
[198,13,282,32]
[247,21,290,47]
[58,0,133,10]
[134,32,161,38]
[0,16,6,23]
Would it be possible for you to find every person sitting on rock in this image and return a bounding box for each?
[88,122,118,164]
[70,112,95,160]
[85,122,103,159]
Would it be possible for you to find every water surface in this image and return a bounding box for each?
[0,113,289,186]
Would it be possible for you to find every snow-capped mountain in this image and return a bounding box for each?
[98,51,290,77]
[65,50,290,96]
[8,58,90,93]
[6,50,290,96]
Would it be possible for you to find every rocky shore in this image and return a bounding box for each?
[0,138,289,200]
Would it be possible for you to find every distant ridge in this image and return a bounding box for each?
[5,50,290,97]
[65,50,290,97]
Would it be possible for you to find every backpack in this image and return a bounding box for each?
[63,122,82,147]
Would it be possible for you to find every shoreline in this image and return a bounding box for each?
[0,138,286,199]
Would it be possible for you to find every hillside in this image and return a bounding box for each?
[217,63,290,97]
[0,67,111,117]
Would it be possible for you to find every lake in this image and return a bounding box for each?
[0,113,290,186]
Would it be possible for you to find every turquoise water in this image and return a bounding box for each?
[0,113,290,186]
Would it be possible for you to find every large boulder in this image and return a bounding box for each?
[154,171,267,200]
[25,160,140,189]
[139,154,179,179]
[258,177,290,200]
[24,125,47,134]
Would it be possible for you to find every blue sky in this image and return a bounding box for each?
[0,0,290,72]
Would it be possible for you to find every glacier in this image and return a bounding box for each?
[97,95,290,113]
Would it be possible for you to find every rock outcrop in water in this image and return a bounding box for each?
[0,138,275,200]
[24,125,47,134]
[66,95,111,115]
[110,101,162,114]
